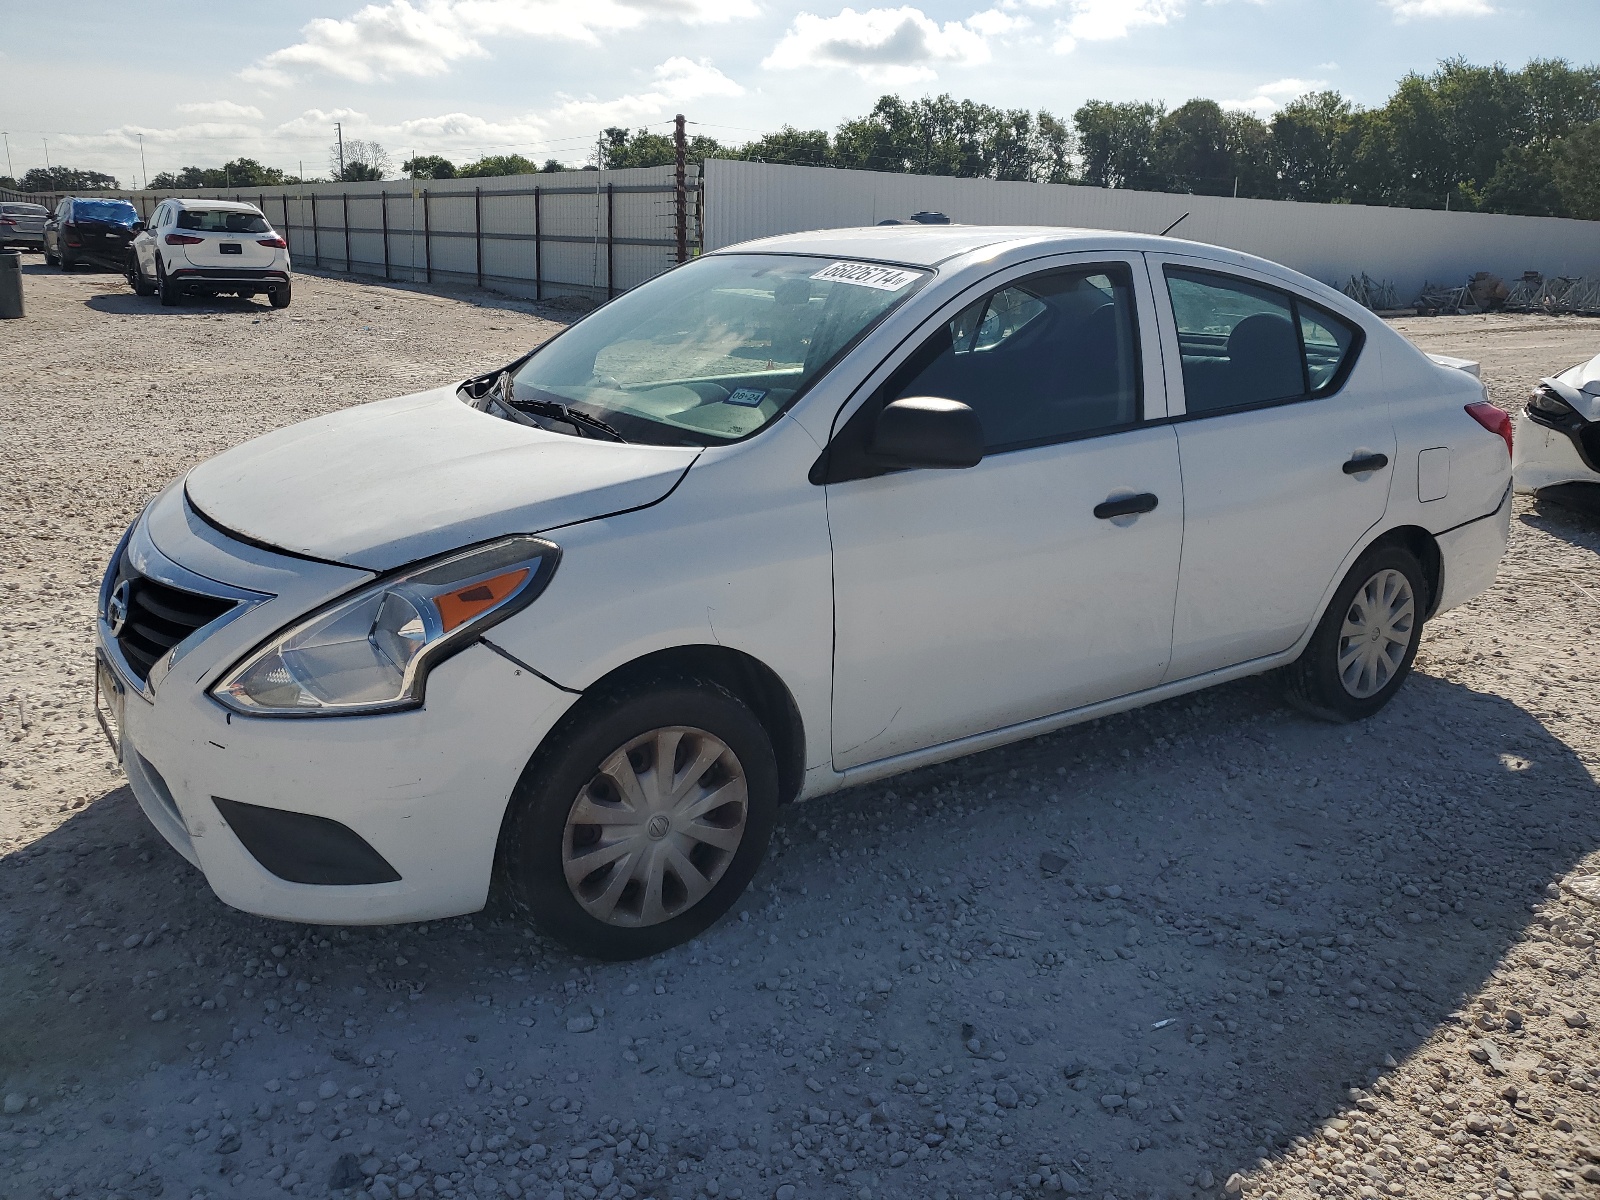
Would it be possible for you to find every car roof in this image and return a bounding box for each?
[1,203,48,212]
[169,199,262,212]
[711,225,1189,268]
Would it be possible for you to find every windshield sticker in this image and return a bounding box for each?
[811,261,921,292]
[726,387,768,407]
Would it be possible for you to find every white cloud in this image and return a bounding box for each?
[1220,76,1327,116]
[763,6,997,84]
[1383,0,1492,17]
[966,7,1030,35]
[176,100,265,121]
[244,0,758,85]
[548,57,745,127]
[1051,0,1185,52]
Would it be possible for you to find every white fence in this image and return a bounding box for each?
[701,159,1600,303]
[7,167,698,301]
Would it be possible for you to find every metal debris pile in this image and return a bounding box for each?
[1415,271,1600,317]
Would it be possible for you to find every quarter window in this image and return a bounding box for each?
[884,265,1142,451]
[1165,267,1361,415]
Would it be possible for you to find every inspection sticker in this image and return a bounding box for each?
[726,387,768,407]
[811,261,921,291]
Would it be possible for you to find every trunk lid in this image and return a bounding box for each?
[180,229,280,268]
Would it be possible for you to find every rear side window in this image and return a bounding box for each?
[1165,267,1361,416]
[176,208,270,233]
[883,265,1143,452]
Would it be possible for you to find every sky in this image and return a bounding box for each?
[0,0,1594,185]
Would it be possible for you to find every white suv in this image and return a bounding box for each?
[128,198,291,308]
[95,226,1511,959]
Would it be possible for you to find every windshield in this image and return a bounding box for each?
[177,208,271,233]
[72,199,138,225]
[508,254,929,445]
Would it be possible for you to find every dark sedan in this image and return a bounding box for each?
[45,196,142,270]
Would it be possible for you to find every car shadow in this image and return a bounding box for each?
[1527,484,1600,532]
[1,674,1595,1197]
[82,289,273,316]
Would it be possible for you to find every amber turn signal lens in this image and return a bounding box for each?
[435,569,531,632]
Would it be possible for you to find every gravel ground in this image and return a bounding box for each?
[4,263,1600,1200]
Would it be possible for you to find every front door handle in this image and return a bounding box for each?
[1094,492,1159,519]
[1343,453,1389,475]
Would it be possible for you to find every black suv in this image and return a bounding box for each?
[45,196,142,270]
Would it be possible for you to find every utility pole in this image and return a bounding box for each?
[2,132,13,182]
[674,114,688,264]
[138,133,148,190]
[335,122,345,182]
[43,138,50,172]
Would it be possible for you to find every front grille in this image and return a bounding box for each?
[111,555,237,683]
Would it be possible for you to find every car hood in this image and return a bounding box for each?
[184,385,700,571]
[1553,351,1600,423]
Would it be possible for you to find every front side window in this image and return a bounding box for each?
[882,265,1142,451]
[1166,267,1360,416]
[507,254,928,446]
[177,208,270,233]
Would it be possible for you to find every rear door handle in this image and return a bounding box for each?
[1094,492,1159,519]
[1343,453,1389,475]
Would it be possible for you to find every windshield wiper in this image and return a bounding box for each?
[494,372,628,443]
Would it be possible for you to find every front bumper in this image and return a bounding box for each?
[98,484,579,925]
[1513,410,1600,493]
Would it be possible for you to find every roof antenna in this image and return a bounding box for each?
[1158,212,1190,237]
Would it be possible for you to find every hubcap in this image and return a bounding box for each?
[1336,568,1415,699]
[561,726,748,928]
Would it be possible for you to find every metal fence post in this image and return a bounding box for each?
[342,192,351,272]
[381,191,390,281]
[474,186,483,289]
[606,182,615,300]
[534,186,543,301]
[422,189,432,285]
[311,193,321,268]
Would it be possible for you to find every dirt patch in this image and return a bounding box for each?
[4,264,1600,1200]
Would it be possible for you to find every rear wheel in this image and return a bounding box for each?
[157,259,180,307]
[1283,544,1425,722]
[44,245,58,267]
[58,249,75,271]
[127,253,156,297]
[500,677,778,960]
[269,280,292,309]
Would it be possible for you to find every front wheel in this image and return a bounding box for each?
[499,677,778,960]
[1283,544,1426,722]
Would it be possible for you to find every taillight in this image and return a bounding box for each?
[1465,401,1513,458]
[0,218,15,227]
[164,233,204,246]
[257,236,287,248]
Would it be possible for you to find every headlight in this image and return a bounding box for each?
[1528,385,1576,422]
[212,536,560,717]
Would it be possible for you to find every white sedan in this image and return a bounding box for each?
[1513,351,1600,500]
[95,226,1512,959]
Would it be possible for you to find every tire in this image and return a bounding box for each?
[500,676,779,960]
[269,281,292,309]
[44,245,58,267]
[157,259,180,307]
[128,253,156,297]
[58,250,75,271]
[1283,543,1426,723]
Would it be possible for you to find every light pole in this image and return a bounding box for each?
[2,131,13,182]
[335,122,345,182]
[138,133,148,191]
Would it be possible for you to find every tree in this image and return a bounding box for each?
[149,159,287,190]
[20,166,119,191]
[737,126,833,167]
[541,159,566,173]
[1553,121,1600,220]
[1480,144,1564,216]
[402,155,455,179]
[1073,100,1164,189]
[600,128,726,169]
[329,139,391,182]
[1272,91,1356,203]
[458,154,538,177]
[0,176,19,191]
[1153,100,1234,195]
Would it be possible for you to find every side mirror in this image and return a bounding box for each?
[132,221,146,233]
[868,396,984,469]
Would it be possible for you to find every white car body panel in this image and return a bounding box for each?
[132,198,291,294]
[95,224,1513,928]
[185,386,699,570]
